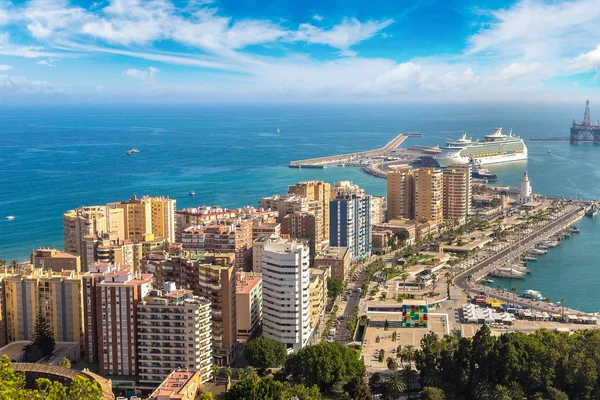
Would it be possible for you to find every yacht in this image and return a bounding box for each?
[434,128,528,168]
[189,190,195,196]
[523,290,543,301]
[126,148,140,156]
[471,159,499,181]
[5,215,15,220]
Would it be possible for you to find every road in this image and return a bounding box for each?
[454,206,587,315]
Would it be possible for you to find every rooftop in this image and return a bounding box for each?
[150,370,199,399]
[315,246,349,260]
[235,272,261,294]
[33,248,78,259]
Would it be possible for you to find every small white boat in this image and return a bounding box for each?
[6,215,15,220]
[277,128,281,133]
[189,190,195,196]
[548,150,552,154]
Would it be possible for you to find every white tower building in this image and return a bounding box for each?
[518,171,533,204]
[259,236,312,352]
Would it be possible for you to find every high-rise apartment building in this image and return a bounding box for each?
[31,248,81,272]
[3,268,83,343]
[281,212,318,262]
[371,196,385,225]
[314,246,351,281]
[0,275,5,347]
[180,219,253,270]
[309,268,328,331]
[259,194,324,249]
[63,205,125,256]
[258,236,312,352]
[137,282,212,389]
[414,168,444,223]
[109,195,176,243]
[175,206,237,241]
[288,181,331,244]
[192,259,237,366]
[330,193,372,261]
[235,271,262,343]
[386,169,415,221]
[82,262,152,375]
[443,164,472,222]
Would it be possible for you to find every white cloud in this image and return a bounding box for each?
[294,18,393,52]
[492,62,543,82]
[359,62,423,95]
[312,14,323,22]
[37,58,57,67]
[0,74,58,95]
[123,66,160,81]
[569,45,600,72]
[468,0,600,60]
[0,64,11,71]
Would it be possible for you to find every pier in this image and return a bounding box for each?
[454,206,590,316]
[529,137,572,141]
[289,133,420,168]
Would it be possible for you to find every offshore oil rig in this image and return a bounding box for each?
[570,100,600,143]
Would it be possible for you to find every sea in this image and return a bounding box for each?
[1,102,599,311]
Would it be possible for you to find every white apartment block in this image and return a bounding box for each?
[259,236,312,352]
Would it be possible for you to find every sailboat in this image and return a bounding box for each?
[277,128,281,134]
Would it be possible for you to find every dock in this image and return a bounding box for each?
[455,206,590,316]
[289,133,420,168]
[529,137,571,141]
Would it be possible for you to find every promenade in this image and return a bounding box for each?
[454,205,589,316]
[289,133,409,168]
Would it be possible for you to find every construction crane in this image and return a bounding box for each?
[583,100,591,127]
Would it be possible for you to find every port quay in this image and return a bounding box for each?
[288,132,424,169]
[455,205,589,316]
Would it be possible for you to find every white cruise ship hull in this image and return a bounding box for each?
[473,151,527,166]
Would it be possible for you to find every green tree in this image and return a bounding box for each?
[25,311,56,362]
[212,364,220,382]
[343,376,373,400]
[444,272,452,299]
[378,349,385,363]
[422,386,446,400]
[285,342,365,391]
[66,376,102,400]
[57,358,71,369]
[244,337,287,372]
[400,271,410,291]
[281,383,323,400]
[237,366,260,383]
[382,372,406,400]
[386,356,398,372]
[224,366,232,383]
[37,377,67,399]
[327,277,344,298]
[198,393,214,400]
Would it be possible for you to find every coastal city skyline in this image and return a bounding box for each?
[3,1,600,399]
[0,0,599,102]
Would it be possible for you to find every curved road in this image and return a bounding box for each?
[454,206,586,315]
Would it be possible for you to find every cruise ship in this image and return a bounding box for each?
[434,128,527,168]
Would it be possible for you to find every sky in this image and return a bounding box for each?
[0,0,600,102]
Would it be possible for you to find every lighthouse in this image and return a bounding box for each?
[518,171,533,204]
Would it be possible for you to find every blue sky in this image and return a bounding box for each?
[0,0,600,102]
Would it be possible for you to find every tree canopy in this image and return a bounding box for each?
[24,312,56,362]
[225,377,322,400]
[326,277,344,298]
[284,342,365,391]
[0,355,101,400]
[415,325,600,400]
[244,337,287,372]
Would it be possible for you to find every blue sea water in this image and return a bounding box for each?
[1,102,599,311]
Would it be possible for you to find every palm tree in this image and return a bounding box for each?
[481,280,489,295]
[560,298,566,320]
[386,356,398,372]
[402,365,416,400]
[224,366,232,384]
[212,364,219,382]
[444,272,452,299]
[511,287,518,307]
[400,271,410,292]
[382,372,406,400]
[415,275,425,291]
